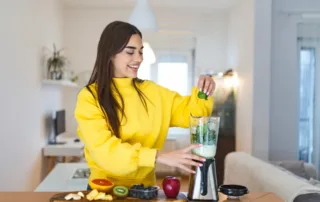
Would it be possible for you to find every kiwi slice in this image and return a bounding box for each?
[113,186,129,198]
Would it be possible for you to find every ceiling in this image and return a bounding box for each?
[62,0,239,9]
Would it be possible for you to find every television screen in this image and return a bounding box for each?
[55,110,66,136]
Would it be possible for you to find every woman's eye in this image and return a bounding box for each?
[139,52,143,55]
[126,52,134,55]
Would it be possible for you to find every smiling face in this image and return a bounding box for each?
[112,34,144,78]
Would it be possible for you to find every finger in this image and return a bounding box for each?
[180,158,203,167]
[206,82,213,96]
[209,80,216,96]
[178,164,196,174]
[183,153,206,162]
[203,77,211,94]
[182,144,202,153]
[197,76,205,92]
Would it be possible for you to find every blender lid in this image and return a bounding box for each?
[218,184,249,197]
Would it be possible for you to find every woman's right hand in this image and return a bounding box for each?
[155,144,206,174]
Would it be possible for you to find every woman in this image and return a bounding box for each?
[74,21,215,188]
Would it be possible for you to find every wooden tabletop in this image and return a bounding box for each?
[0,191,284,202]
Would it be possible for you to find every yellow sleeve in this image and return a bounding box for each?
[164,87,214,128]
[74,87,157,176]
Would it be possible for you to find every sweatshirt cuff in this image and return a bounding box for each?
[138,148,157,167]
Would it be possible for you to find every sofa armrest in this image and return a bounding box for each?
[305,163,318,180]
[224,152,320,202]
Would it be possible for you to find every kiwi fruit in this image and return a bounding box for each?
[113,186,129,198]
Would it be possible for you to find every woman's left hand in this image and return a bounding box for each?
[197,75,216,96]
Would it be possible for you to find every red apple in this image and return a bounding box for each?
[162,176,180,198]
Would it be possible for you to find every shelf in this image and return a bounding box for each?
[42,79,78,87]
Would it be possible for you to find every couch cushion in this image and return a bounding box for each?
[293,193,320,202]
[280,160,309,179]
[272,160,309,179]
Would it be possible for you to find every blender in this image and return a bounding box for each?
[187,115,220,202]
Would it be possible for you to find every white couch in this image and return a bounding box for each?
[224,152,320,202]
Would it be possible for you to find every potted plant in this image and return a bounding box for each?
[47,43,69,80]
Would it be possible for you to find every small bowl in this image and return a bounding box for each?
[218,184,249,199]
[128,185,160,200]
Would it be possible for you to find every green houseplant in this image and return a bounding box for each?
[47,43,68,80]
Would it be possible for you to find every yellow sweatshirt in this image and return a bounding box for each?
[74,78,214,188]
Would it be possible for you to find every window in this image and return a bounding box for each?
[139,51,194,136]
[298,47,315,163]
[157,62,189,96]
[137,61,151,80]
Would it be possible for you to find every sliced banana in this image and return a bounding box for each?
[64,193,81,200]
[64,193,74,200]
[71,194,81,200]
[77,191,84,198]
[65,189,113,201]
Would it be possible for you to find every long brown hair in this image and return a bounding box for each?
[86,21,148,138]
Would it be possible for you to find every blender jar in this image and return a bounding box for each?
[190,116,220,159]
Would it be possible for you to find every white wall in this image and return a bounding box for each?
[269,0,320,161]
[0,0,64,191]
[63,7,228,134]
[227,0,254,154]
[252,0,272,160]
[226,0,272,161]
[226,0,320,161]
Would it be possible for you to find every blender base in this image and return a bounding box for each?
[187,158,219,202]
[187,198,218,202]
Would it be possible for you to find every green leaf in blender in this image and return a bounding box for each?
[191,133,197,144]
[208,130,216,145]
[196,130,203,144]
[196,123,208,134]
[196,122,211,144]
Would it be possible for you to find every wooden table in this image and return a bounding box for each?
[0,191,284,202]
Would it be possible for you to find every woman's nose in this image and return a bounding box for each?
[134,53,143,63]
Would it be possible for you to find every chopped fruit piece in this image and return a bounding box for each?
[71,194,81,200]
[64,193,73,200]
[77,192,84,198]
[94,192,106,200]
[86,189,99,201]
[105,194,113,201]
[64,193,81,200]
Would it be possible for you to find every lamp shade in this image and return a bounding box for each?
[129,0,158,31]
[142,41,156,64]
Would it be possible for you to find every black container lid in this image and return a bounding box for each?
[218,184,249,197]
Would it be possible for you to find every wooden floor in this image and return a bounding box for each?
[156,175,189,192]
